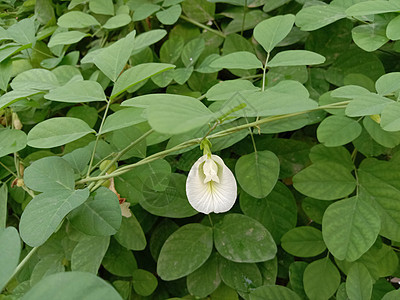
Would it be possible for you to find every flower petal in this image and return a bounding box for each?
[186,155,237,214]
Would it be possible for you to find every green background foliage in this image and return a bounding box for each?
[1,0,400,299]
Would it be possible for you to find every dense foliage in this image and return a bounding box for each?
[1,0,400,299]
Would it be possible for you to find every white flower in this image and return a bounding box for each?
[186,154,237,214]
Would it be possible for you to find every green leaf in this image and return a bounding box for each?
[20,188,89,247]
[235,150,280,199]
[322,196,380,261]
[317,115,362,147]
[58,11,100,28]
[89,0,114,15]
[187,253,221,298]
[352,23,388,52]
[345,94,392,117]
[48,31,89,47]
[93,31,136,82]
[102,238,137,277]
[114,215,146,251]
[101,108,146,134]
[346,1,400,16]
[375,72,400,95]
[30,257,65,291]
[67,105,98,128]
[302,197,331,225]
[35,0,56,25]
[68,187,122,236]
[147,94,214,135]
[214,214,277,263]
[0,59,12,91]
[62,147,91,175]
[160,36,184,64]
[71,236,110,274]
[358,159,400,241]
[156,4,181,25]
[250,285,301,300]
[263,0,291,13]
[11,68,59,90]
[253,14,295,53]
[7,18,36,45]
[0,227,21,292]
[219,257,262,293]
[134,159,171,192]
[157,223,213,280]
[205,79,259,101]
[140,174,197,218]
[0,128,27,158]
[293,162,356,200]
[45,80,107,103]
[0,45,26,65]
[182,0,215,23]
[21,271,122,300]
[381,102,400,132]
[267,50,325,67]
[246,80,317,117]
[103,14,131,29]
[181,37,205,67]
[131,29,167,54]
[309,144,354,171]
[331,84,370,99]
[30,252,65,286]
[24,156,75,192]
[386,15,400,40]
[336,283,348,300]
[363,116,400,148]
[346,263,373,300]
[303,258,341,300]
[106,125,146,159]
[353,127,387,157]
[281,226,326,258]
[0,89,43,110]
[240,182,297,243]
[173,67,193,84]
[27,117,95,148]
[132,3,160,21]
[111,63,175,99]
[382,290,400,300]
[288,261,308,299]
[132,269,158,296]
[325,47,385,87]
[259,257,278,285]
[210,51,262,70]
[295,4,346,31]
[149,219,179,261]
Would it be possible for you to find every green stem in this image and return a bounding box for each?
[208,214,214,227]
[248,127,257,154]
[21,186,35,198]
[197,94,207,101]
[0,160,17,178]
[180,15,226,38]
[2,246,39,293]
[89,129,154,192]
[262,52,270,92]
[86,99,111,178]
[76,101,349,186]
